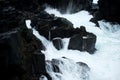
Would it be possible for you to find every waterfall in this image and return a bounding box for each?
[46,58,90,80]
[26,6,120,80]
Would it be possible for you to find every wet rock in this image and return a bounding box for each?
[51,17,73,30]
[31,51,51,80]
[90,11,103,27]
[68,26,96,54]
[98,0,120,23]
[32,52,46,74]
[52,38,63,50]
[0,24,47,80]
[31,12,73,40]
[0,30,25,80]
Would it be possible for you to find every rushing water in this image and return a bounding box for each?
[26,5,120,80]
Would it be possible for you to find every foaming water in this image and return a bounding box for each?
[45,8,94,28]
[98,20,120,40]
[45,8,120,80]
[26,7,120,80]
[93,0,99,4]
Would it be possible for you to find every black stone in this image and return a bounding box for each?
[52,38,63,50]
[68,28,96,54]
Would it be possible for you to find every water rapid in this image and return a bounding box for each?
[26,6,120,80]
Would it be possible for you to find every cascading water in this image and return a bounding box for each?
[46,58,90,80]
[26,1,120,79]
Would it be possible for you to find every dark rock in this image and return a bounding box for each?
[50,26,87,39]
[98,0,120,23]
[89,3,103,27]
[0,0,52,80]
[0,31,25,80]
[83,33,97,53]
[0,6,25,33]
[0,25,48,80]
[68,27,96,54]
[0,30,25,80]
[51,17,73,29]
[31,51,52,80]
[90,11,103,27]
[90,3,99,14]
[52,38,63,50]
[31,13,73,40]
[68,34,84,51]
[32,52,46,74]
[20,28,49,80]
[50,28,73,39]
[6,0,38,11]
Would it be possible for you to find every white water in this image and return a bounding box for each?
[26,7,120,80]
[93,0,99,4]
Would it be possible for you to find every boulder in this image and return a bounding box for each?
[31,13,73,40]
[68,27,96,54]
[52,38,63,50]
[50,26,86,39]
[68,34,83,51]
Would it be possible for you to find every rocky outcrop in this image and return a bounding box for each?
[0,2,51,79]
[31,12,73,40]
[98,0,120,24]
[0,23,52,80]
[68,26,96,54]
